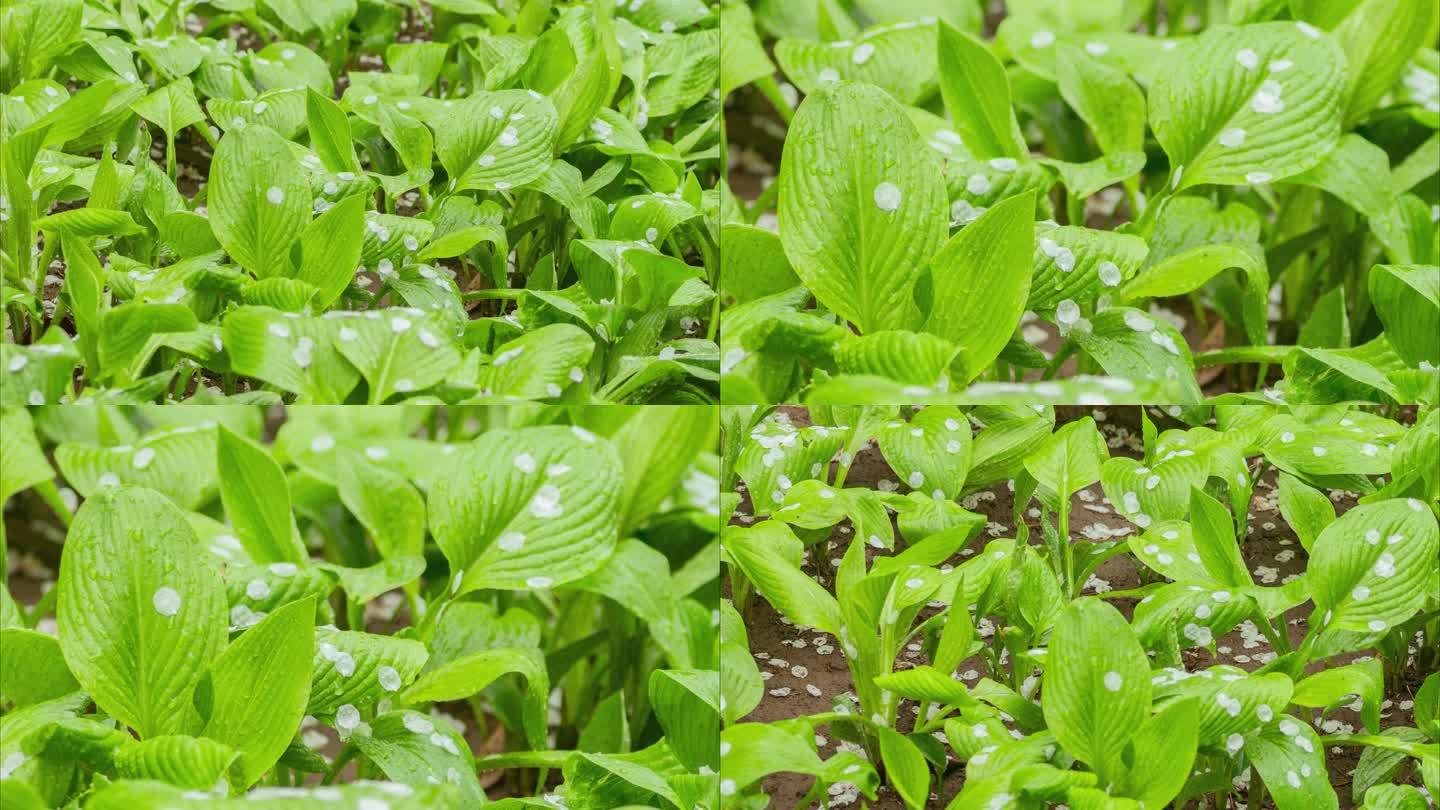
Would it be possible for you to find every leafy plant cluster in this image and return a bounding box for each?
[719,402,1439,807]
[0,404,722,808]
[2,0,721,405]
[720,0,1439,406]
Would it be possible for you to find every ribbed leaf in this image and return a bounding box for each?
[649,669,719,771]
[208,124,310,278]
[113,735,241,790]
[401,647,546,749]
[777,82,946,333]
[1026,225,1149,313]
[876,406,972,500]
[56,488,228,738]
[55,423,218,510]
[1309,498,1439,635]
[435,90,557,192]
[217,424,306,564]
[428,425,622,594]
[1246,719,1339,810]
[308,627,428,718]
[776,21,937,105]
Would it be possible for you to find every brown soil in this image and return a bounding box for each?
[729,407,1424,809]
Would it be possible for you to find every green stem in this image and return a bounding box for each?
[752,75,795,125]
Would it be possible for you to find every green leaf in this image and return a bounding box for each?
[1287,133,1394,222]
[1071,307,1203,411]
[217,424,306,564]
[649,669,719,771]
[56,488,227,738]
[220,307,362,403]
[1334,0,1437,124]
[344,711,484,805]
[428,425,623,595]
[296,193,365,309]
[130,78,205,141]
[1057,43,1146,154]
[0,407,53,503]
[1118,697,1198,808]
[475,323,593,401]
[308,627,428,718]
[401,647,547,749]
[719,3,774,98]
[1023,416,1108,506]
[208,124,311,280]
[1189,486,1253,587]
[200,598,314,787]
[608,406,715,534]
[113,735,241,790]
[336,449,426,560]
[1246,719,1339,810]
[1026,225,1150,314]
[1041,599,1150,782]
[777,82,946,333]
[777,21,937,105]
[0,628,79,707]
[1149,22,1346,190]
[55,423,219,511]
[1292,657,1384,733]
[332,309,464,404]
[721,520,842,636]
[1310,498,1439,635]
[35,208,145,239]
[922,192,1035,382]
[436,90,558,193]
[1368,264,1439,368]
[1277,472,1335,551]
[306,88,360,174]
[936,21,1022,158]
[876,406,973,500]
[877,726,930,810]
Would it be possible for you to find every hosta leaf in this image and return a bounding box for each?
[922,193,1036,382]
[1149,22,1346,190]
[435,90,557,192]
[113,735,242,790]
[344,711,483,805]
[722,520,842,636]
[649,669,719,771]
[0,628,79,707]
[296,193,365,310]
[1024,416,1107,505]
[1026,226,1149,313]
[877,726,929,810]
[217,424,306,564]
[336,450,426,560]
[1246,719,1339,810]
[35,208,144,239]
[306,89,360,174]
[476,324,593,401]
[0,406,54,501]
[331,309,463,404]
[130,78,205,141]
[1118,697,1198,808]
[1368,264,1439,368]
[87,781,459,808]
[56,488,227,739]
[1151,665,1294,748]
[0,336,79,407]
[1041,152,1148,200]
[1072,307,1203,411]
[55,423,218,510]
[1277,473,1335,551]
[1041,599,1150,782]
[308,627,428,718]
[1334,0,1436,124]
[777,82,946,333]
[401,647,547,749]
[1057,44,1146,155]
[1126,521,1210,582]
[209,88,308,140]
[1259,415,1398,478]
[1291,657,1384,733]
[776,21,937,105]
[1309,498,1439,635]
[876,406,972,500]
[221,307,362,403]
[428,425,622,594]
[719,3,774,97]
[1189,487,1253,588]
[833,330,959,387]
[1101,447,1209,527]
[208,124,310,278]
[936,21,1022,158]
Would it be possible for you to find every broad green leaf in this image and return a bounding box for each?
[1149,23,1346,190]
[777,83,946,333]
[1292,657,1384,733]
[55,423,218,510]
[1023,416,1107,506]
[876,406,972,500]
[335,449,425,560]
[777,21,937,105]
[0,628,79,707]
[200,598,314,787]
[649,669,719,771]
[475,324,593,401]
[721,521,842,636]
[1369,264,1439,367]
[1027,226,1150,313]
[937,21,1023,158]
[719,3,774,97]
[833,330,960,387]
[344,711,483,805]
[1310,498,1439,635]
[922,193,1035,381]
[1071,307,1203,411]
[401,647,546,749]
[1058,43,1146,154]
[428,425,623,594]
[1277,472,1335,551]
[308,627,428,718]
[1118,697,1198,807]
[1335,0,1436,124]
[332,309,463,404]
[0,407,53,502]
[436,90,558,192]
[208,125,310,278]
[1246,719,1339,810]
[306,88,360,174]
[35,208,144,239]
[1041,599,1150,782]
[221,307,363,403]
[1189,487,1253,587]
[876,726,929,810]
[217,424,306,564]
[130,78,205,141]
[296,193,365,309]
[608,405,715,534]
[1287,133,1393,222]
[113,735,241,790]
[56,488,227,738]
